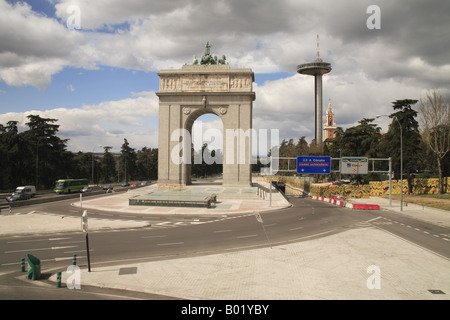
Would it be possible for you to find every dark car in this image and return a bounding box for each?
[6,192,31,202]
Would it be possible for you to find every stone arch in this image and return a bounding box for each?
[183,108,224,185]
[156,64,255,188]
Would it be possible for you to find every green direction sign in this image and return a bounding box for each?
[341,157,368,174]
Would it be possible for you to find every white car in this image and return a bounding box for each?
[81,187,93,193]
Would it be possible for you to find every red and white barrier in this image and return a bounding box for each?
[311,196,379,210]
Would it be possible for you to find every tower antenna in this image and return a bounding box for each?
[316,34,322,62]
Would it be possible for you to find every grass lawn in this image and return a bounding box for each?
[381,193,450,211]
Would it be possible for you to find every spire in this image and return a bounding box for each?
[327,99,333,113]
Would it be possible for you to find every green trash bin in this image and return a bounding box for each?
[26,254,41,280]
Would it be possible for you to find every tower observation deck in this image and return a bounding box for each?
[297,36,332,144]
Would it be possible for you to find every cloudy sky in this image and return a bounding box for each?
[0,0,449,153]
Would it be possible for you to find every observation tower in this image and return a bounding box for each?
[297,35,332,144]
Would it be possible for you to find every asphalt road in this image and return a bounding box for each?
[1,193,449,299]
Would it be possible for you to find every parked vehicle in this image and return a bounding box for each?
[6,186,36,202]
[102,184,113,190]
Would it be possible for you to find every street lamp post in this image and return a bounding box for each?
[92,146,102,186]
[376,115,403,211]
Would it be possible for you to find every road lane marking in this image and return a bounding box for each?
[289,226,304,231]
[157,242,184,246]
[213,229,232,233]
[5,245,77,254]
[7,237,72,244]
[264,223,277,227]
[141,235,167,239]
[236,234,258,239]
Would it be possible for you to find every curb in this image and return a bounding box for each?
[311,196,380,210]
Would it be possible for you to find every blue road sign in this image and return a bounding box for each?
[297,156,331,174]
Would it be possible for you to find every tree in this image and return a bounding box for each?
[382,99,421,193]
[341,118,382,158]
[0,121,27,190]
[23,115,72,189]
[100,146,116,183]
[191,143,222,178]
[419,90,450,194]
[136,147,158,181]
[120,139,137,183]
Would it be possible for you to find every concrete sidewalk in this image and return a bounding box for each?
[2,189,449,300]
[72,182,290,216]
[55,194,450,300]
[349,196,450,228]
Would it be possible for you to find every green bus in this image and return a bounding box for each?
[54,179,89,194]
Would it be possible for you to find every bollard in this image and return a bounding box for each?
[21,258,25,272]
[72,253,76,266]
[56,272,61,288]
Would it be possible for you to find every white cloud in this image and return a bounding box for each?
[0,1,87,89]
[1,0,450,152]
[0,90,159,152]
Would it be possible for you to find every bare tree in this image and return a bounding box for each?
[419,89,450,194]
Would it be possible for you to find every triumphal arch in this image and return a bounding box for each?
[156,43,255,188]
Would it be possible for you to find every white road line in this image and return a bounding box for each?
[236,234,258,239]
[64,249,90,254]
[213,229,232,233]
[141,235,168,239]
[289,226,304,231]
[5,245,77,254]
[157,242,184,246]
[7,237,71,244]
[366,217,383,223]
[264,223,277,227]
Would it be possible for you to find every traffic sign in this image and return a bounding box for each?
[341,157,368,174]
[297,156,331,174]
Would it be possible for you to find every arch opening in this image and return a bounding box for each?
[185,112,224,185]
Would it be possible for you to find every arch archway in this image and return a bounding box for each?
[156,64,255,188]
[189,112,223,184]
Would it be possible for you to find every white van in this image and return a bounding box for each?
[6,186,36,202]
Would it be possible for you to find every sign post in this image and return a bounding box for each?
[297,156,331,174]
[82,210,91,272]
[341,157,369,175]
